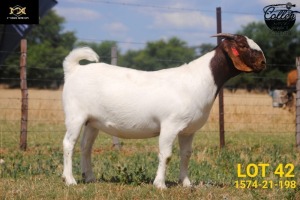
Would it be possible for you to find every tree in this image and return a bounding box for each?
[119,37,196,71]
[196,43,215,56]
[1,10,76,88]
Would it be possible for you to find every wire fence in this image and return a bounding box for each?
[0,87,295,134]
[0,46,297,150]
[0,91,295,135]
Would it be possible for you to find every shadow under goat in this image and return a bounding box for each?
[62,33,266,189]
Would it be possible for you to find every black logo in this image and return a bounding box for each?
[263,2,300,32]
[0,0,39,24]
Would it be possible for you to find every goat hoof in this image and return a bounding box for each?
[183,182,192,188]
[82,173,96,183]
[63,175,77,186]
[153,179,167,189]
[85,178,96,184]
[154,184,167,190]
[180,178,192,187]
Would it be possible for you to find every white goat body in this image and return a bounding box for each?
[63,48,216,138]
[62,34,266,189]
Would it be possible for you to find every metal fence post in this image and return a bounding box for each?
[20,39,28,151]
[296,56,300,148]
[216,7,225,148]
[111,46,121,150]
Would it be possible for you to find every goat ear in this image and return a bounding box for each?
[223,40,253,72]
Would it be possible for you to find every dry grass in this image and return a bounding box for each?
[0,89,65,131]
[0,88,298,199]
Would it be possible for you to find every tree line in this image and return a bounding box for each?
[0,10,299,90]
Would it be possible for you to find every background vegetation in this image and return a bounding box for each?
[0,10,299,89]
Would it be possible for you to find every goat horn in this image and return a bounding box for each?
[211,33,236,39]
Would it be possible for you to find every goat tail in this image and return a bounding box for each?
[63,47,99,77]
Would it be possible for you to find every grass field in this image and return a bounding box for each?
[0,88,299,199]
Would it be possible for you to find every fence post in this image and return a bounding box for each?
[296,56,300,149]
[20,39,28,151]
[216,7,225,148]
[111,46,121,150]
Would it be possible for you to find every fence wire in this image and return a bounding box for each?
[0,49,296,149]
[0,84,295,136]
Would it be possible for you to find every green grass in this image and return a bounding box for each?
[1,122,300,199]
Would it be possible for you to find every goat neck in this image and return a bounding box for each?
[209,44,240,95]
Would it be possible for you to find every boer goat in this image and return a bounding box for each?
[62,33,266,189]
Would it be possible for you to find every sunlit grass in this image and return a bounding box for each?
[0,88,299,199]
[1,127,299,199]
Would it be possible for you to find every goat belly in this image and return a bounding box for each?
[87,117,161,139]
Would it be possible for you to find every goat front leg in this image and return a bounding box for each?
[153,124,180,189]
[81,124,99,183]
[178,133,194,187]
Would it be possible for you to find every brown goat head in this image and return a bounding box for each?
[212,33,266,73]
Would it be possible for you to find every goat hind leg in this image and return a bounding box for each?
[63,119,84,185]
[81,124,99,183]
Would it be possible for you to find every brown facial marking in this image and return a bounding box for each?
[210,44,240,95]
[209,34,266,96]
